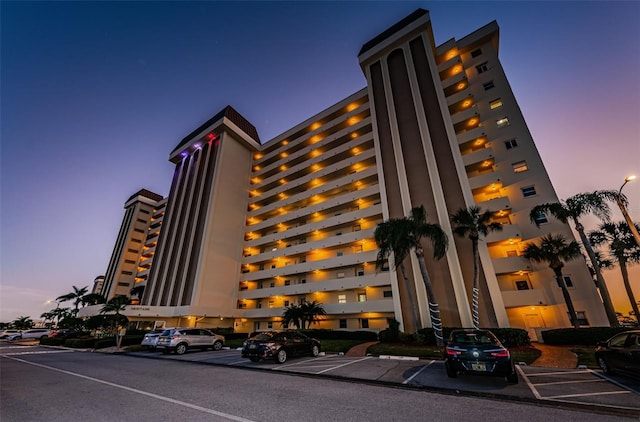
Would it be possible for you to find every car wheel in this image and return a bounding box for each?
[311,344,320,357]
[446,365,457,378]
[175,343,188,355]
[213,341,223,351]
[249,356,261,362]
[506,371,518,384]
[598,357,614,375]
[275,348,288,364]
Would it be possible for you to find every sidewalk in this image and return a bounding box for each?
[344,341,579,369]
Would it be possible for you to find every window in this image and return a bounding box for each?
[127,248,137,253]
[383,290,393,298]
[512,160,528,173]
[131,238,142,243]
[496,117,510,128]
[573,311,589,326]
[117,282,129,287]
[361,319,369,329]
[533,213,548,225]
[134,228,145,234]
[489,98,503,109]
[270,282,275,288]
[301,279,306,284]
[125,259,136,264]
[136,218,146,223]
[504,139,518,150]
[521,185,537,197]
[506,250,518,257]
[267,321,273,329]
[483,81,495,90]
[139,209,150,214]
[238,302,246,309]
[268,300,275,308]
[338,294,346,304]
[353,224,361,232]
[337,251,344,257]
[357,293,367,302]
[284,279,290,286]
[254,322,260,331]
[471,48,482,58]
[121,271,133,275]
[557,276,574,288]
[257,301,262,308]
[339,319,347,329]
[258,282,263,289]
[476,62,489,73]
[515,280,530,290]
[284,300,290,307]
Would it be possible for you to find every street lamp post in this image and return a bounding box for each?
[616,175,640,247]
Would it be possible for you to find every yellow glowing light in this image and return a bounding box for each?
[280,152,288,158]
[452,65,462,74]
[280,165,287,171]
[351,133,358,139]
[447,51,456,59]
[311,149,321,157]
[312,164,320,171]
[282,140,289,145]
[457,82,466,90]
[352,147,360,154]
[311,122,322,131]
[468,118,478,125]
[253,165,261,171]
[254,153,263,160]
[348,117,359,126]
[463,100,471,107]
[346,103,359,112]
[313,179,320,185]
[280,179,286,184]
[310,135,322,144]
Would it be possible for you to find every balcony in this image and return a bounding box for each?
[441,71,466,90]
[476,196,511,213]
[491,256,531,274]
[485,224,521,244]
[468,172,501,191]
[456,126,486,145]
[450,106,479,125]
[501,289,546,308]
[462,147,494,167]
[437,55,461,73]
[446,89,473,107]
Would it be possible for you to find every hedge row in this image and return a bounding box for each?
[300,329,378,341]
[541,327,636,346]
[407,327,531,347]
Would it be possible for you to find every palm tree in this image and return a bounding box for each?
[589,221,640,322]
[450,206,503,329]
[40,311,55,328]
[374,205,448,346]
[13,316,34,330]
[530,190,619,326]
[56,285,89,316]
[523,234,582,328]
[374,217,420,331]
[100,295,129,332]
[300,300,326,329]
[281,304,304,329]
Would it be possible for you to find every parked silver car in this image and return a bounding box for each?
[8,328,52,341]
[156,328,225,355]
[0,329,21,339]
[140,329,165,350]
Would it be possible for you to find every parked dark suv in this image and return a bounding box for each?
[156,328,225,355]
[444,329,518,383]
[241,331,321,364]
[595,330,640,377]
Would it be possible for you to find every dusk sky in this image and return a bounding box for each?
[2,1,639,323]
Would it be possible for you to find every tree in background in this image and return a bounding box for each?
[450,206,503,329]
[374,205,448,346]
[12,316,34,330]
[589,221,640,322]
[530,190,620,326]
[56,285,89,316]
[523,234,582,328]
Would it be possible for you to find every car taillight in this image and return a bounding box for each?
[172,334,180,339]
[446,347,462,356]
[491,349,509,358]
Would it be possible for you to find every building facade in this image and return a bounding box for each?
[92,9,609,338]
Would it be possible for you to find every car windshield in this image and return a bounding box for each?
[251,333,275,341]
[451,331,499,345]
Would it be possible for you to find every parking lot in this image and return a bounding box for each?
[121,346,640,414]
[2,342,638,416]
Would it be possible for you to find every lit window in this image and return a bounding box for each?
[476,62,489,74]
[489,99,503,109]
[338,294,346,304]
[512,161,528,173]
[521,185,537,198]
[496,117,510,128]
[483,81,495,90]
[358,293,367,302]
[504,139,518,149]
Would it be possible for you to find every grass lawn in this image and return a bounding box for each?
[571,347,598,368]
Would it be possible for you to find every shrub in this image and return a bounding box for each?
[299,329,378,341]
[40,337,65,346]
[541,327,634,346]
[416,327,530,347]
[65,338,98,348]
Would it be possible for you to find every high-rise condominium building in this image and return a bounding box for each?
[91,9,608,339]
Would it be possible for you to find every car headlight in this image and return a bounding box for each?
[242,341,248,347]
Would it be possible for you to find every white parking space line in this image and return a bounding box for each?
[5,356,257,422]
[402,360,435,385]
[545,390,632,399]
[516,365,542,399]
[1,350,75,356]
[524,369,591,377]
[314,356,372,374]
[532,379,607,387]
[589,369,640,395]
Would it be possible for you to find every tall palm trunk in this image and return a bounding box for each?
[399,262,420,331]
[552,264,579,328]
[471,236,480,329]
[619,260,640,321]
[574,220,618,326]
[415,246,443,347]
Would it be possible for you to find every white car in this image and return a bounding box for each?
[0,329,21,339]
[140,329,165,350]
[156,328,225,355]
[8,328,52,341]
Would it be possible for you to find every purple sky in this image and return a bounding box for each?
[2,1,639,323]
